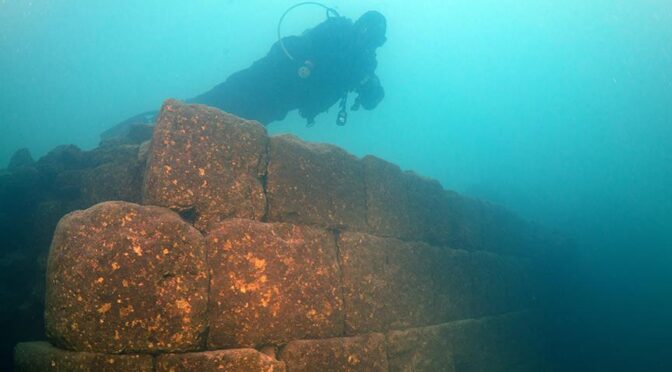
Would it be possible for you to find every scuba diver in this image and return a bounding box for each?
[102,5,387,140]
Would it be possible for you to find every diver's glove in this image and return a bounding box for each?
[355,75,384,110]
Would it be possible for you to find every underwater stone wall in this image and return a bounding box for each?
[14,100,549,371]
[0,126,152,369]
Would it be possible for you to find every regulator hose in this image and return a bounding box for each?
[277,2,340,61]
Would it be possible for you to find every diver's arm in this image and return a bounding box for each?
[354,74,384,110]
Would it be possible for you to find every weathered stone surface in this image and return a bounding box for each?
[5,103,557,370]
[362,156,417,239]
[88,142,142,167]
[404,176,457,247]
[125,124,154,145]
[80,158,143,206]
[267,135,367,230]
[480,202,541,257]
[443,194,485,252]
[386,312,548,372]
[34,145,90,177]
[8,148,34,170]
[362,155,456,245]
[477,312,549,370]
[386,320,460,372]
[431,248,478,322]
[508,362,554,372]
[434,249,538,321]
[14,342,153,372]
[279,333,388,372]
[156,348,285,372]
[138,141,151,164]
[469,251,538,317]
[31,201,70,252]
[45,201,208,353]
[339,232,538,333]
[445,195,543,257]
[1,136,159,370]
[207,219,344,349]
[364,155,542,257]
[339,232,438,334]
[143,99,268,231]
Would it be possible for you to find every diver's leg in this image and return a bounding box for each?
[100,110,158,141]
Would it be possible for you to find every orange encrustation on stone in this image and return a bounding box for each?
[206,219,344,349]
[143,99,268,232]
[45,201,208,353]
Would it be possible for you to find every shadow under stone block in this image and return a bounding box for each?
[45,201,208,353]
[14,342,153,372]
[143,99,268,231]
[206,219,344,349]
[155,349,285,372]
[279,333,388,372]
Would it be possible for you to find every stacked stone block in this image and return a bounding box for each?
[16,100,548,371]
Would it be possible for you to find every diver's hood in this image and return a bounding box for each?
[355,11,387,48]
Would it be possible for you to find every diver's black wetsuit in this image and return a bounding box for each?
[193,15,385,125]
[101,11,385,140]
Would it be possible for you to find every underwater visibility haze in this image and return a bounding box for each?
[1,1,671,371]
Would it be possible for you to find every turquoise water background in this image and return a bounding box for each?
[1,1,671,370]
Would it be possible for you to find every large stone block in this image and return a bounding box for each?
[363,155,543,257]
[443,194,485,252]
[469,252,538,317]
[45,201,208,353]
[339,232,537,333]
[77,143,145,206]
[14,342,153,372]
[80,159,143,206]
[156,349,285,372]
[279,333,388,372]
[362,155,457,245]
[441,196,544,257]
[476,311,549,370]
[402,172,457,247]
[480,202,541,257]
[386,312,548,372]
[338,232,440,334]
[362,156,416,239]
[266,135,367,230]
[386,320,460,372]
[8,148,35,170]
[143,99,268,231]
[431,248,478,322]
[206,219,344,349]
